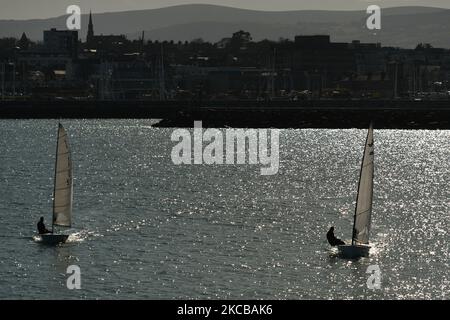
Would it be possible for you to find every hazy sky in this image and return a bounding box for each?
[1,0,449,19]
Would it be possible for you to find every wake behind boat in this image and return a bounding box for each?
[337,123,374,259]
[37,123,73,245]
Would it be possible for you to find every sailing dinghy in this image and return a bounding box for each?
[40,123,73,245]
[338,123,374,259]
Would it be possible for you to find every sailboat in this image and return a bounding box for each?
[40,123,73,245]
[338,123,374,259]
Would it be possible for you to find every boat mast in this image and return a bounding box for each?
[351,122,372,245]
[160,43,166,101]
[51,123,61,234]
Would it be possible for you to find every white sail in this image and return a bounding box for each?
[52,124,73,228]
[352,123,374,245]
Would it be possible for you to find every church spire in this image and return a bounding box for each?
[19,32,30,50]
[87,10,94,43]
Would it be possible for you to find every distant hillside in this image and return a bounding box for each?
[0,4,449,48]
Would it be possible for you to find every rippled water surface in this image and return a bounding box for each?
[0,120,448,299]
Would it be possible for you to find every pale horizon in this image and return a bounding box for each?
[1,0,450,20]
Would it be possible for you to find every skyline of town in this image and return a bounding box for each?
[1,4,450,50]
[0,7,449,103]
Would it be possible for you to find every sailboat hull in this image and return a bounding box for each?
[337,244,370,259]
[39,234,69,245]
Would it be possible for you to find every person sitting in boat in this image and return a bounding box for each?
[37,217,52,235]
[327,226,345,246]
